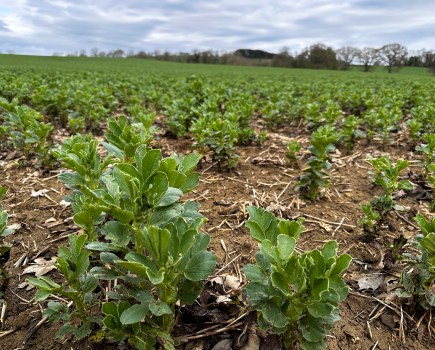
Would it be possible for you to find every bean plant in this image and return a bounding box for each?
[0,186,14,301]
[243,206,351,350]
[364,107,402,144]
[190,114,239,167]
[339,115,365,152]
[286,140,301,165]
[359,156,413,237]
[366,155,413,213]
[396,214,435,310]
[415,134,435,211]
[358,203,382,237]
[0,97,54,167]
[30,135,216,349]
[297,125,339,200]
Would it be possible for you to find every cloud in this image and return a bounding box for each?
[0,0,434,55]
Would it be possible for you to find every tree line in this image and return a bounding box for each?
[61,43,435,74]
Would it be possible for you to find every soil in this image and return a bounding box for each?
[0,121,433,350]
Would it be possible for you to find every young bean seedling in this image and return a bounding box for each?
[243,206,351,350]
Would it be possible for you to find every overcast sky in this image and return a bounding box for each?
[0,0,434,56]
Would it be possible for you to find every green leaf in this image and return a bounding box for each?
[73,211,95,227]
[328,253,352,277]
[82,274,98,293]
[166,170,187,189]
[243,264,267,283]
[180,173,200,193]
[101,221,131,247]
[117,261,149,279]
[321,241,337,264]
[246,206,276,243]
[58,172,84,187]
[420,233,435,252]
[56,322,75,339]
[307,302,335,318]
[277,218,304,240]
[261,302,288,329]
[102,302,118,317]
[147,172,169,206]
[138,148,162,182]
[102,142,124,159]
[184,251,216,281]
[277,235,296,260]
[113,166,136,199]
[131,289,155,303]
[27,276,60,290]
[74,321,92,339]
[103,315,119,331]
[86,242,120,252]
[146,268,166,285]
[300,315,326,343]
[181,153,201,173]
[35,290,51,301]
[149,302,172,316]
[156,187,183,207]
[178,279,204,305]
[311,277,329,299]
[90,266,118,281]
[110,206,134,224]
[271,272,289,295]
[150,203,183,226]
[120,304,149,325]
[143,226,170,264]
[116,163,141,181]
[398,180,413,191]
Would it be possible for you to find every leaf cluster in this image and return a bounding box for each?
[0,97,54,167]
[297,125,339,200]
[396,214,435,310]
[243,207,351,350]
[29,133,216,349]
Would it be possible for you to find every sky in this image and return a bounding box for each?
[0,0,434,56]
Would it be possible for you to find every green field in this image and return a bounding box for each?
[1,53,433,80]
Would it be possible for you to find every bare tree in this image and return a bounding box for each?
[112,49,125,58]
[271,46,294,67]
[357,47,378,72]
[377,43,408,73]
[90,47,99,57]
[336,46,360,70]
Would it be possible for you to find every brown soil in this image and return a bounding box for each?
[0,124,433,349]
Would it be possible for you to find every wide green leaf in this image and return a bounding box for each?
[184,251,216,281]
[143,226,170,264]
[307,302,335,318]
[277,235,296,260]
[120,304,149,325]
[243,264,267,283]
[328,253,352,277]
[261,302,288,329]
[156,187,183,207]
[149,302,172,316]
[300,315,326,343]
[139,148,162,182]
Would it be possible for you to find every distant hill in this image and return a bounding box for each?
[234,49,276,60]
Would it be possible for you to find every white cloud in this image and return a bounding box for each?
[0,0,434,55]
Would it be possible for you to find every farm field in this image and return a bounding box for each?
[0,55,434,350]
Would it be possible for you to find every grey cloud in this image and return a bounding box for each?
[1,0,434,55]
[0,19,8,32]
